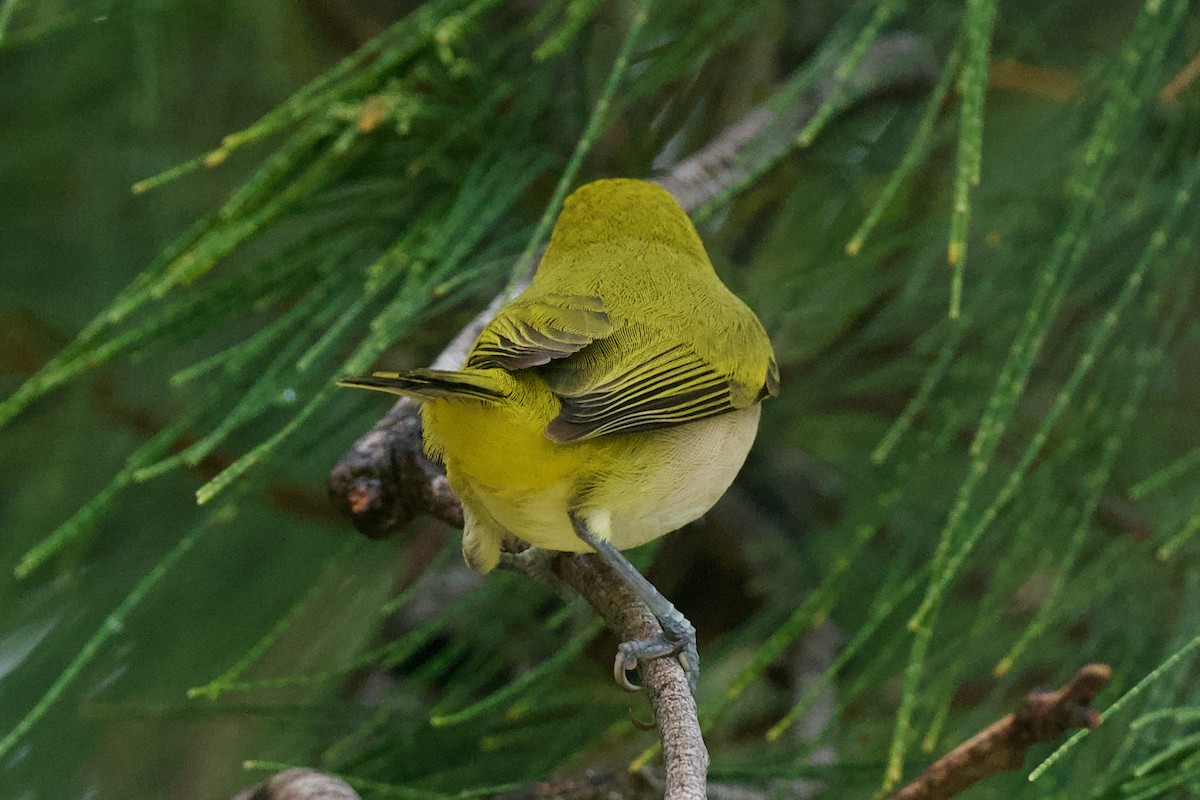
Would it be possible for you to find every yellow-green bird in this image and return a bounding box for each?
[340,178,778,691]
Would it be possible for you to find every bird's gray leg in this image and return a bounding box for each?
[570,515,698,694]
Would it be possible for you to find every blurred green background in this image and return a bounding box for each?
[1,4,381,798]
[3,1,1200,799]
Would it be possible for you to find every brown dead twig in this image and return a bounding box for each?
[316,32,936,800]
[1160,50,1200,105]
[888,663,1113,800]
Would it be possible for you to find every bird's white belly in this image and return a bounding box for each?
[470,405,761,553]
[593,404,761,549]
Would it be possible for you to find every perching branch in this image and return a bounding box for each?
[325,32,936,800]
[888,663,1112,800]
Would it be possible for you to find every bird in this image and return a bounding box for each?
[340,178,778,692]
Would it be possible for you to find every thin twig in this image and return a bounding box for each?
[325,32,936,800]
[888,663,1112,800]
[1160,50,1200,104]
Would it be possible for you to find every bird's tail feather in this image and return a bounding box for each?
[338,368,510,402]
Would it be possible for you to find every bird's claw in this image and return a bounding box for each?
[614,646,642,692]
[610,629,699,694]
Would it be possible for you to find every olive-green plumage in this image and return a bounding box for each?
[341,179,777,572]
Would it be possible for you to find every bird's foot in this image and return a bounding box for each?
[567,513,701,695]
[613,609,698,694]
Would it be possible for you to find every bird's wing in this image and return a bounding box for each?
[467,293,613,370]
[543,324,778,443]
